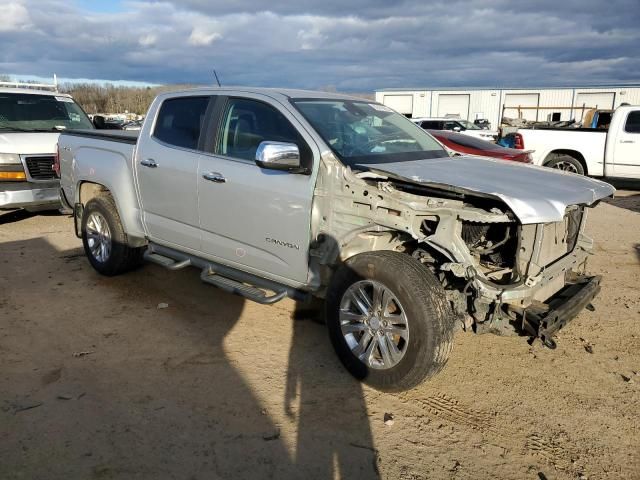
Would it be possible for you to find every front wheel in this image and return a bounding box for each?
[326,251,455,392]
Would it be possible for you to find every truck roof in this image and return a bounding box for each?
[0,87,71,97]
[156,86,369,102]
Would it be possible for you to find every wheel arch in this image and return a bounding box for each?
[76,180,147,248]
[543,150,588,175]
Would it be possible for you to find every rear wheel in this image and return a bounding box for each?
[326,251,455,392]
[81,196,144,276]
[546,154,584,175]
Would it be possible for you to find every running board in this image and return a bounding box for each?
[143,242,309,305]
[144,250,191,270]
[200,270,287,304]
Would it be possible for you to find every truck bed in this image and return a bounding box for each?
[63,129,139,144]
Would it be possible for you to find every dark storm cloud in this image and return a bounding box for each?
[1,0,638,90]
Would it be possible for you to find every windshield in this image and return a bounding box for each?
[457,120,481,130]
[292,99,447,166]
[0,93,93,131]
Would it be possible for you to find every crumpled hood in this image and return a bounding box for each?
[0,132,60,155]
[362,155,615,224]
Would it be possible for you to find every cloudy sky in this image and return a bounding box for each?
[1,0,639,90]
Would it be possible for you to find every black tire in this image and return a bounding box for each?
[545,154,585,175]
[326,251,454,392]
[81,195,144,276]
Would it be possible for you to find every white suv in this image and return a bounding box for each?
[413,117,498,141]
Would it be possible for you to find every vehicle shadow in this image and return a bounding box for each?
[0,235,379,479]
[602,193,640,214]
[0,209,62,225]
[286,302,379,478]
[605,178,640,191]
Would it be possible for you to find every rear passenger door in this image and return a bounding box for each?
[197,95,316,286]
[136,95,213,250]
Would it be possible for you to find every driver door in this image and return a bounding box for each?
[197,96,316,285]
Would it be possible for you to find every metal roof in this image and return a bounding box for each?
[376,83,640,92]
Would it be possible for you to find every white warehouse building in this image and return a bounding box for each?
[375,84,640,128]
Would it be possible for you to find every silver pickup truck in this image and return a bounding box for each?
[58,88,614,391]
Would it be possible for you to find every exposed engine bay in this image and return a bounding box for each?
[310,154,602,345]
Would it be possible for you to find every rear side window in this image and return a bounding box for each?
[624,111,640,133]
[153,96,210,150]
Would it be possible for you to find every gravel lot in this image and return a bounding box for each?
[1,189,639,480]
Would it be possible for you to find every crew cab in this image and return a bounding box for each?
[58,88,614,392]
[514,105,640,178]
[0,86,93,212]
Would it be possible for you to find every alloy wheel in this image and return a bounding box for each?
[339,280,409,370]
[552,160,579,173]
[85,212,112,263]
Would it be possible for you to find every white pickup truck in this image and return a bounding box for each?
[58,87,614,391]
[516,105,640,178]
[0,85,94,212]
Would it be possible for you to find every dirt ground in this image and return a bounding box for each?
[1,189,639,480]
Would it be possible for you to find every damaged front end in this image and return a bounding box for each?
[311,153,609,347]
[454,205,601,347]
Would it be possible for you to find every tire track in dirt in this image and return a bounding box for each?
[395,392,581,476]
[397,393,497,432]
[525,433,574,472]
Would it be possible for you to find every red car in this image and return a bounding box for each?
[427,129,533,163]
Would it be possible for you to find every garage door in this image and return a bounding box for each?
[382,95,413,115]
[574,92,615,120]
[437,94,470,118]
[504,93,540,121]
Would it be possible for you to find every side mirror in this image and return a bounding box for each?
[452,126,462,132]
[255,141,301,171]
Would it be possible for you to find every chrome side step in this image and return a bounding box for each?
[143,242,309,305]
[144,250,191,270]
[200,270,288,304]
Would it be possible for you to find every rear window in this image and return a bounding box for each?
[420,121,441,129]
[624,111,640,133]
[153,96,210,150]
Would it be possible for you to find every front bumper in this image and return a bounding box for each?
[0,181,61,211]
[519,274,601,347]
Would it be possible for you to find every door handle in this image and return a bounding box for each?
[140,158,158,168]
[620,140,635,144]
[202,172,226,183]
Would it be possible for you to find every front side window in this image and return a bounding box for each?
[0,93,93,131]
[293,100,446,167]
[153,96,210,150]
[216,98,310,164]
[624,111,640,133]
[420,121,440,129]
